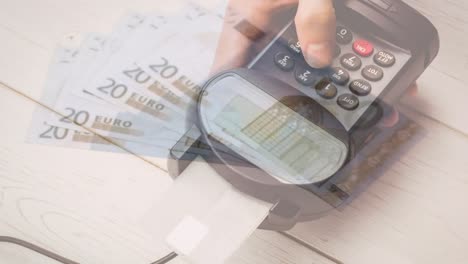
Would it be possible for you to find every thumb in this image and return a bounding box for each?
[295,0,336,68]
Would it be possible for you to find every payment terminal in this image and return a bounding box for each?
[168,0,439,231]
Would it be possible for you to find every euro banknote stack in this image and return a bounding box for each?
[27,2,226,161]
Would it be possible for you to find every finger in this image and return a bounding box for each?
[407,82,418,97]
[379,106,400,128]
[211,0,298,74]
[295,0,336,68]
[210,17,254,74]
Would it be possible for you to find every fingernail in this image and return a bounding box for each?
[305,43,332,68]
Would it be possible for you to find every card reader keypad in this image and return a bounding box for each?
[336,26,353,44]
[249,21,411,130]
[340,53,362,71]
[274,52,295,71]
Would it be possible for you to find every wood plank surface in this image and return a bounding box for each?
[0,0,467,263]
[288,106,468,264]
[0,83,334,264]
[0,1,335,262]
[401,0,468,134]
[285,1,468,260]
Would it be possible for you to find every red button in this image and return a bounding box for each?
[353,40,374,57]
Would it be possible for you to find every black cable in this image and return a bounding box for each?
[150,252,178,264]
[0,236,79,264]
[0,236,177,264]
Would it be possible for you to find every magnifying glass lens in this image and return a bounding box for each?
[199,74,348,185]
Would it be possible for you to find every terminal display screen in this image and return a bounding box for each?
[200,75,348,184]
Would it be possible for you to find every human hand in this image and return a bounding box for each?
[211,0,417,127]
[211,0,336,72]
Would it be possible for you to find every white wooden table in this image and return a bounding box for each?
[0,0,467,263]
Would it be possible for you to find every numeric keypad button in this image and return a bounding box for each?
[336,26,353,45]
[315,79,338,99]
[362,65,384,81]
[349,79,372,96]
[374,50,396,67]
[274,52,295,71]
[340,53,362,71]
[329,67,350,85]
[287,38,302,55]
[337,94,360,111]
[295,66,315,86]
[353,39,374,57]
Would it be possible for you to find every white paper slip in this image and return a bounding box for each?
[140,157,272,264]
